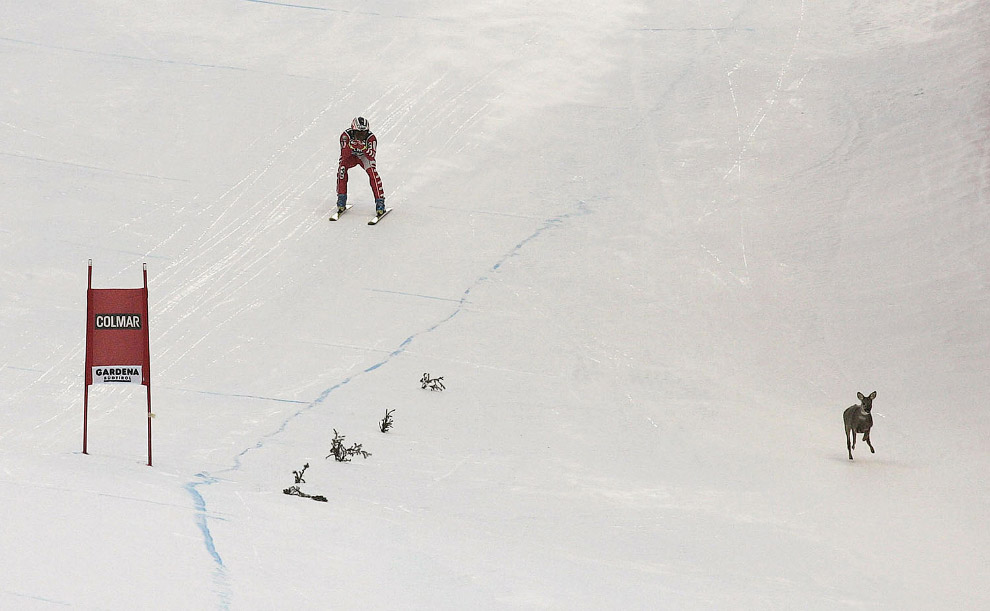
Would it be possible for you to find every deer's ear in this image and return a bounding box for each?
[857,392,865,400]
[869,391,877,399]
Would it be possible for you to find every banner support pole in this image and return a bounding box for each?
[83,259,92,455]
[144,263,152,467]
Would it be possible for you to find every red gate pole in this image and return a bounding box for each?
[144,263,153,467]
[147,384,153,467]
[83,260,93,455]
[83,387,89,455]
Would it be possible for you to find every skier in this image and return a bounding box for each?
[336,116,386,217]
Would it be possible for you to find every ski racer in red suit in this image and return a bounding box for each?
[336,116,386,216]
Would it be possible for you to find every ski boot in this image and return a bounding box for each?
[375,198,387,217]
[336,193,347,213]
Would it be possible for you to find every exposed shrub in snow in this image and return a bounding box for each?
[420,373,445,391]
[326,429,371,462]
[283,464,327,502]
[379,409,395,433]
[283,485,327,503]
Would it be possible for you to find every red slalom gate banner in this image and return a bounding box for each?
[83,260,153,466]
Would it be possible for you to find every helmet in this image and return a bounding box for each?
[351,116,370,132]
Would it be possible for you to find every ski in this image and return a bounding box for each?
[368,208,393,225]
[328,204,353,221]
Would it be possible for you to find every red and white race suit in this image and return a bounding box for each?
[337,129,384,200]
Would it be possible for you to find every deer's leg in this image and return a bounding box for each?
[846,428,854,460]
[864,430,875,453]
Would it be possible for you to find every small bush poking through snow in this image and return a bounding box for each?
[420,373,445,391]
[380,409,395,433]
[283,463,327,502]
[326,429,371,462]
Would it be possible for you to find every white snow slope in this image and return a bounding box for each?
[1,1,988,609]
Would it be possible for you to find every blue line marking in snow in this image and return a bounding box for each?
[0,36,249,75]
[367,288,468,303]
[0,150,190,182]
[185,476,224,568]
[243,0,353,11]
[0,365,47,373]
[183,200,592,600]
[185,474,232,609]
[171,387,309,404]
[239,0,453,21]
[0,590,71,606]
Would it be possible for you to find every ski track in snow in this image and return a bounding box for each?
[699,0,806,285]
[184,200,592,606]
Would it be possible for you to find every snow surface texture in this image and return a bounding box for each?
[1,1,988,609]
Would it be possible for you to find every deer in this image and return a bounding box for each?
[843,391,877,460]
